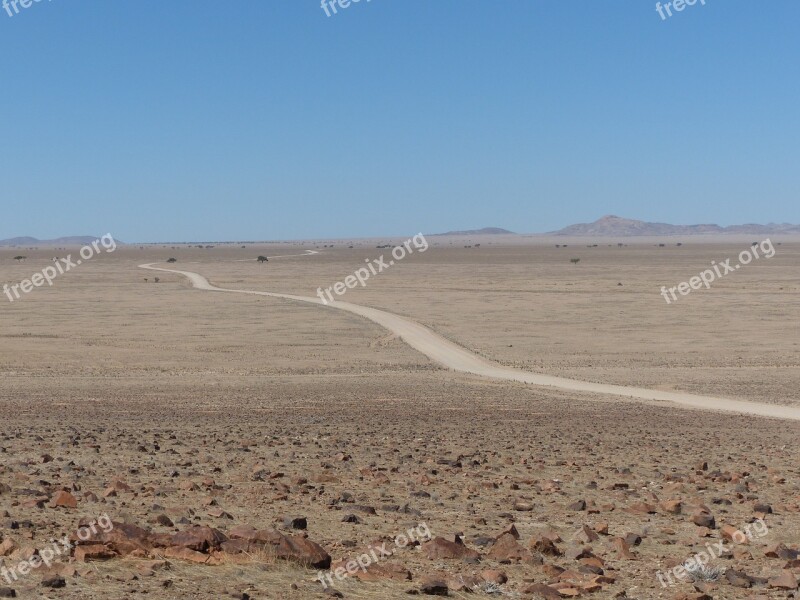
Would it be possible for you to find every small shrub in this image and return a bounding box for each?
[684,562,724,583]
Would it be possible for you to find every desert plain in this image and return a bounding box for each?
[0,236,799,599]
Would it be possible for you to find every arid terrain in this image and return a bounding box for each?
[1,238,799,599]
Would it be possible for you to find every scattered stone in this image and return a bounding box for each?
[418,576,448,596]
[74,544,117,562]
[691,509,715,528]
[50,491,78,509]
[282,516,307,530]
[768,570,798,590]
[422,537,480,561]
[41,576,66,589]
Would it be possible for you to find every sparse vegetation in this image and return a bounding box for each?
[570,258,580,264]
[167,258,177,263]
[14,255,26,262]
[684,562,724,583]
[257,256,269,263]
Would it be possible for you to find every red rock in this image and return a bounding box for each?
[74,544,116,562]
[51,491,78,509]
[765,543,798,560]
[169,527,227,552]
[521,583,561,599]
[263,531,331,569]
[500,524,520,539]
[513,499,534,511]
[612,537,636,560]
[72,521,152,557]
[543,564,565,578]
[487,533,532,562]
[163,546,214,564]
[531,535,563,556]
[725,570,753,588]
[21,497,46,509]
[660,500,682,514]
[768,570,798,590]
[227,525,260,541]
[207,508,233,519]
[0,539,18,557]
[691,509,715,528]
[574,525,599,544]
[721,524,748,544]
[627,502,656,514]
[422,537,480,561]
[220,539,257,554]
[480,569,507,584]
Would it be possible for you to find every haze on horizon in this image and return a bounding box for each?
[1,1,798,242]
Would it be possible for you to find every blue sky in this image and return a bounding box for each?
[1,0,798,242]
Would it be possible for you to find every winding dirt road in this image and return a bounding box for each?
[140,260,800,421]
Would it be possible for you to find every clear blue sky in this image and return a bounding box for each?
[1,0,798,242]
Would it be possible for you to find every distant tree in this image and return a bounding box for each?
[14,255,26,262]
[166,258,177,263]
[144,278,148,282]
[257,256,269,263]
[154,277,160,283]
[570,258,581,265]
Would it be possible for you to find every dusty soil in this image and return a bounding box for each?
[0,238,798,599]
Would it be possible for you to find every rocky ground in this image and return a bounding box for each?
[1,376,799,599]
[1,241,798,598]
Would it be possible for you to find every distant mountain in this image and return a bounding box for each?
[0,236,117,247]
[550,215,800,236]
[432,227,515,236]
